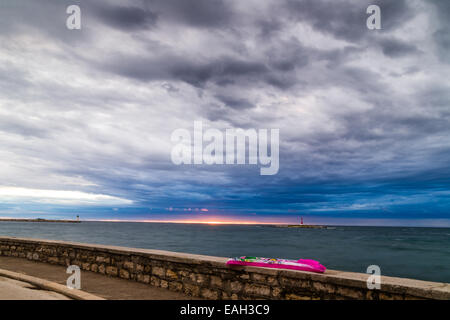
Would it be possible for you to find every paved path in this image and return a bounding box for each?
[0,256,194,300]
[0,276,70,300]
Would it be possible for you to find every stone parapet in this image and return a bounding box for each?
[0,237,448,300]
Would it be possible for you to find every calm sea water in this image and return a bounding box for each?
[0,221,448,283]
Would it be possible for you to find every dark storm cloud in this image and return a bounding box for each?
[264,38,311,72]
[428,0,450,63]
[256,17,285,38]
[280,0,421,61]
[102,53,270,88]
[215,95,255,110]
[98,35,347,94]
[378,37,419,57]
[336,109,450,148]
[148,0,233,28]
[285,0,368,42]
[284,0,412,42]
[92,4,157,30]
[0,0,90,43]
[333,66,385,94]
[170,57,269,88]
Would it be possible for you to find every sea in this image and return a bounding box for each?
[0,221,448,283]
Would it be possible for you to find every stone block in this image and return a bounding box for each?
[312,281,336,294]
[379,292,404,300]
[166,269,178,280]
[244,283,271,297]
[123,261,134,271]
[169,281,183,292]
[210,275,222,288]
[201,288,219,299]
[240,274,250,280]
[96,256,110,264]
[267,276,278,286]
[252,273,266,283]
[152,266,165,277]
[150,276,161,287]
[183,283,200,297]
[136,264,144,273]
[230,281,243,293]
[98,264,106,274]
[196,274,209,285]
[120,269,130,279]
[272,287,282,298]
[280,277,311,289]
[137,274,150,284]
[336,286,365,299]
[106,266,118,276]
[286,293,311,300]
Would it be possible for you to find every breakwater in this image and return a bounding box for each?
[0,237,448,300]
[0,219,80,223]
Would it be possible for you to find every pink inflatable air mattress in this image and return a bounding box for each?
[226,256,326,273]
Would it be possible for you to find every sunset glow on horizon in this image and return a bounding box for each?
[90,217,292,225]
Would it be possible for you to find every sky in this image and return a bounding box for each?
[0,0,449,226]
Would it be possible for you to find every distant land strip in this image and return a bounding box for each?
[0,218,80,223]
[276,225,326,229]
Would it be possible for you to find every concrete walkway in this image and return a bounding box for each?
[0,276,70,300]
[0,256,194,300]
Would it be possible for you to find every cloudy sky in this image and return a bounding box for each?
[0,0,449,225]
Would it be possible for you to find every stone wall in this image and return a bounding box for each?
[0,237,448,300]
